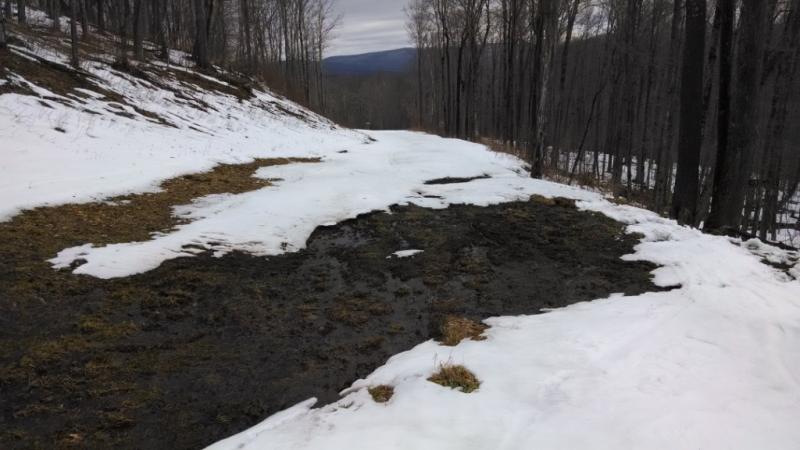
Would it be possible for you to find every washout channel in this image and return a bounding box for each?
[0,160,663,449]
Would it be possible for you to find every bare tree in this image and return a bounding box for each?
[0,7,6,49]
[671,0,705,224]
[529,0,558,179]
[706,0,769,232]
[133,0,144,60]
[193,0,210,68]
[70,0,79,68]
[18,0,26,24]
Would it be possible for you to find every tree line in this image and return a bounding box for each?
[0,0,339,110]
[405,0,800,243]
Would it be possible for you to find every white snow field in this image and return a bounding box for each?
[2,24,800,450]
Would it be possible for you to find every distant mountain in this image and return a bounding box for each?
[323,48,416,76]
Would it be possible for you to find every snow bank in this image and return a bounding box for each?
[0,43,365,223]
[388,249,424,259]
[207,190,800,450]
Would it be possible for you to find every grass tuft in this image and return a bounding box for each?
[427,364,480,393]
[368,385,394,403]
[439,316,487,346]
[529,194,557,206]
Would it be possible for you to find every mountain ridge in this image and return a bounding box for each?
[323,47,416,76]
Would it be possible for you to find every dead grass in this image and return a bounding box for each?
[529,195,576,209]
[479,137,527,160]
[368,385,394,403]
[439,316,487,346]
[328,296,392,326]
[3,157,317,256]
[0,157,319,309]
[428,364,480,393]
[529,194,557,206]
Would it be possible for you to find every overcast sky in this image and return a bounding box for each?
[327,0,412,57]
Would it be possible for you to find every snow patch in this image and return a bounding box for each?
[388,249,424,259]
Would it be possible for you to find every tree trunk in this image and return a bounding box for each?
[530,0,556,179]
[17,0,25,24]
[132,0,143,60]
[193,0,210,69]
[706,0,734,232]
[50,0,59,30]
[671,0,705,224]
[653,0,682,213]
[0,11,6,49]
[758,0,800,239]
[70,0,80,68]
[706,0,768,232]
[240,0,253,71]
[117,0,130,66]
[153,0,167,60]
[96,0,104,33]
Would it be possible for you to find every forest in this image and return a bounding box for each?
[2,1,798,243]
[331,0,800,245]
[405,0,800,242]
[1,0,339,109]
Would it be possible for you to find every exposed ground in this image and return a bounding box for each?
[0,163,661,449]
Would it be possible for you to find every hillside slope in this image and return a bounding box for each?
[0,15,365,222]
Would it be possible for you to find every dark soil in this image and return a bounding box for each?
[0,197,661,450]
[424,175,490,185]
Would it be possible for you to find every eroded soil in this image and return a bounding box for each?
[1,192,661,449]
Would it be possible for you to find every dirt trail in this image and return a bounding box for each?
[1,188,660,449]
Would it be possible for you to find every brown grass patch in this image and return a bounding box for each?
[530,194,556,206]
[3,157,318,255]
[439,316,487,346]
[0,157,318,306]
[368,385,394,403]
[328,296,392,326]
[428,364,480,393]
[553,197,577,208]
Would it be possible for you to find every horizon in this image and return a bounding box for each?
[323,46,414,60]
[327,0,411,57]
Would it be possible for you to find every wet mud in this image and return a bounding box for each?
[1,198,661,449]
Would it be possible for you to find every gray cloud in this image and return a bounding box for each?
[327,0,412,56]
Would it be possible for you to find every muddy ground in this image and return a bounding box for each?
[0,196,661,449]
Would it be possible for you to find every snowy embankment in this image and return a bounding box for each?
[3,24,800,450]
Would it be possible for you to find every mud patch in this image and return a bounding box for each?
[424,174,490,185]
[1,198,660,449]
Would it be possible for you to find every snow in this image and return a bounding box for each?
[47,131,589,279]
[207,195,800,450]
[388,249,424,259]
[0,47,364,224]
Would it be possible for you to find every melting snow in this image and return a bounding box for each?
[388,249,424,259]
[46,131,582,278]
[206,194,800,450]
